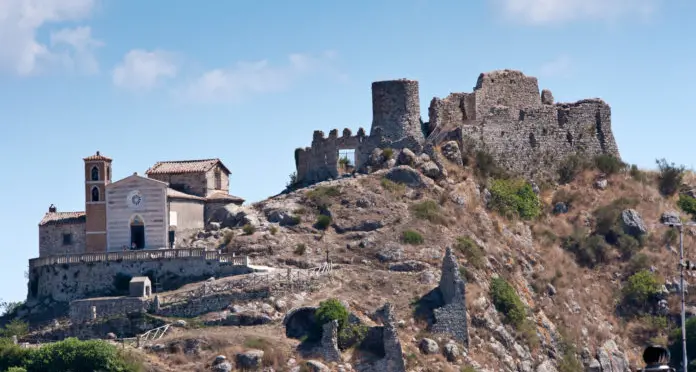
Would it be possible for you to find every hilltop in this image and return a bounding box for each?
[4,144,695,372]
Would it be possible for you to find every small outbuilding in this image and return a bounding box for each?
[129,276,152,298]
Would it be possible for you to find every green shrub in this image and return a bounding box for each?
[678,194,696,219]
[0,319,28,338]
[627,253,650,273]
[594,154,626,175]
[556,332,583,372]
[0,339,32,371]
[663,228,678,246]
[315,215,332,230]
[269,226,278,235]
[656,158,685,196]
[221,230,235,245]
[380,178,405,193]
[622,270,662,310]
[629,164,649,183]
[242,223,256,235]
[552,189,578,209]
[490,277,526,327]
[337,323,369,350]
[338,156,351,168]
[315,298,349,335]
[562,231,610,268]
[488,178,541,220]
[306,186,341,209]
[454,236,485,269]
[410,200,448,225]
[23,337,142,372]
[7,367,27,372]
[591,198,644,258]
[294,243,307,255]
[382,148,394,160]
[401,230,424,245]
[558,155,589,184]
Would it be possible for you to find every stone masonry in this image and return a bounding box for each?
[366,303,406,372]
[320,320,341,362]
[295,69,621,185]
[431,247,469,346]
[69,297,149,323]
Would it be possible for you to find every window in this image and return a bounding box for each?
[170,183,187,193]
[91,166,99,181]
[62,233,72,245]
[214,169,222,190]
[106,166,111,181]
[91,186,100,202]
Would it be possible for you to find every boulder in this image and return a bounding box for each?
[660,211,681,226]
[235,350,264,370]
[209,205,261,229]
[304,360,330,372]
[621,209,647,237]
[420,161,442,179]
[419,338,439,354]
[396,148,417,166]
[441,141,463,166]
[388,260,429,272]
[384,166,430,188]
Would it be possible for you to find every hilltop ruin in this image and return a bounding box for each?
[294,69,620,185]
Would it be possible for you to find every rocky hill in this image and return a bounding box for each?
[4,144,696,372]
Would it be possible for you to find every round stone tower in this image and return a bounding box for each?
[370,79,423,143]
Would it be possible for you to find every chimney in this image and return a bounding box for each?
[48,204,57,213]
[96,151,100,156]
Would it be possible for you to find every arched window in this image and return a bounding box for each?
[91,166,99,181]
[91,186,100,202]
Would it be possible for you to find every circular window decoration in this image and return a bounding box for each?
[127,190,143,209]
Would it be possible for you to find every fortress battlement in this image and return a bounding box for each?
[294,70,620,184]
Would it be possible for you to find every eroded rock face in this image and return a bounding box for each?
[660,211,681,226]
[208,205,261,229]
[441,141,463,167]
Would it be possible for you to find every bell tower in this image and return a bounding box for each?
[84,151,112,253]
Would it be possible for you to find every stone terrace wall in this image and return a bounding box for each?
[70,297,149,324]
[156,290,268,318]
[27,257,251,304]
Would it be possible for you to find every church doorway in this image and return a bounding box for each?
[130,215,145,250]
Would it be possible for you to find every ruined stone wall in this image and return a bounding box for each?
[431,247,469,346]
[39,222,86,257]
[370,79,423,143]
[69,297,149,324]
[155,290,268,318]
[27,259,252,304]
[295,128,367,185]
[472,70,541,119]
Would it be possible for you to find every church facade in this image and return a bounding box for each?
[38,152,244,257]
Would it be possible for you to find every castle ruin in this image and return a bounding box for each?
[294,70,620,184]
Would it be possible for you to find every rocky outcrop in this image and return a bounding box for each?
[620,209,647,238]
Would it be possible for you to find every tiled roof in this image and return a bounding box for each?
[206,191,245,203]
[146,159,230,175]
[166,188,206,201]
[83,151,112,162]
[39,211,86,226]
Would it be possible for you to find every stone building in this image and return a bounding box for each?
[294,69,621,185]
[38,152,244,257]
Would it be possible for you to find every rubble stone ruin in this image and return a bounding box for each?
[431,247,469,346]
[294,69,620,185]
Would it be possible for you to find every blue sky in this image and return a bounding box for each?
[0,0,693,303]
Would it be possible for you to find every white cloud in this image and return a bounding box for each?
[538,55,572,78]
[492,0,659,25]
[112,49,179,91]
[0,0,100,75]
[181,50,340,103]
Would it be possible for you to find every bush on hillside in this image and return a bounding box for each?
[0,337,142,372]
[314,215,332,230]
[656,158,686,196]
[592,198,644,259]
[401,230,424,245]
[621,270,662,315]
[678,194,696,219]
[629,164,649,183]
[306,186,341,210]
[490,277,526,327]
[474,150,507,179]
[382,148,394,160]
[558,154,590,184]
[488,178,541,220]
[562,230,611,268]
[242,223,256,235]
[594,154,626,175]
[454,236,485,269]
[410,200,448,225]
[0,319,28,338]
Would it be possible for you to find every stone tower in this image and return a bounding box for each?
[83,151,112,253]
[370,79,424,143]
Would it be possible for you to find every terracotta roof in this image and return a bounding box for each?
[39,211,86,226]
[206,191,245,203]
[83,151,112,162]
[166,188,206,201]
[146,158,230,175]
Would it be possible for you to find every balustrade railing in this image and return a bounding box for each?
[28,248,249,269]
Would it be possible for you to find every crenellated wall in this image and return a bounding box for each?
[294,69,621,185]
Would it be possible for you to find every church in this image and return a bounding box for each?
[38,151,244,257]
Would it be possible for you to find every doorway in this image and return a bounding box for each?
[130,215,145,249]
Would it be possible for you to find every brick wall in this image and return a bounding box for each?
[39,223,86,257]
